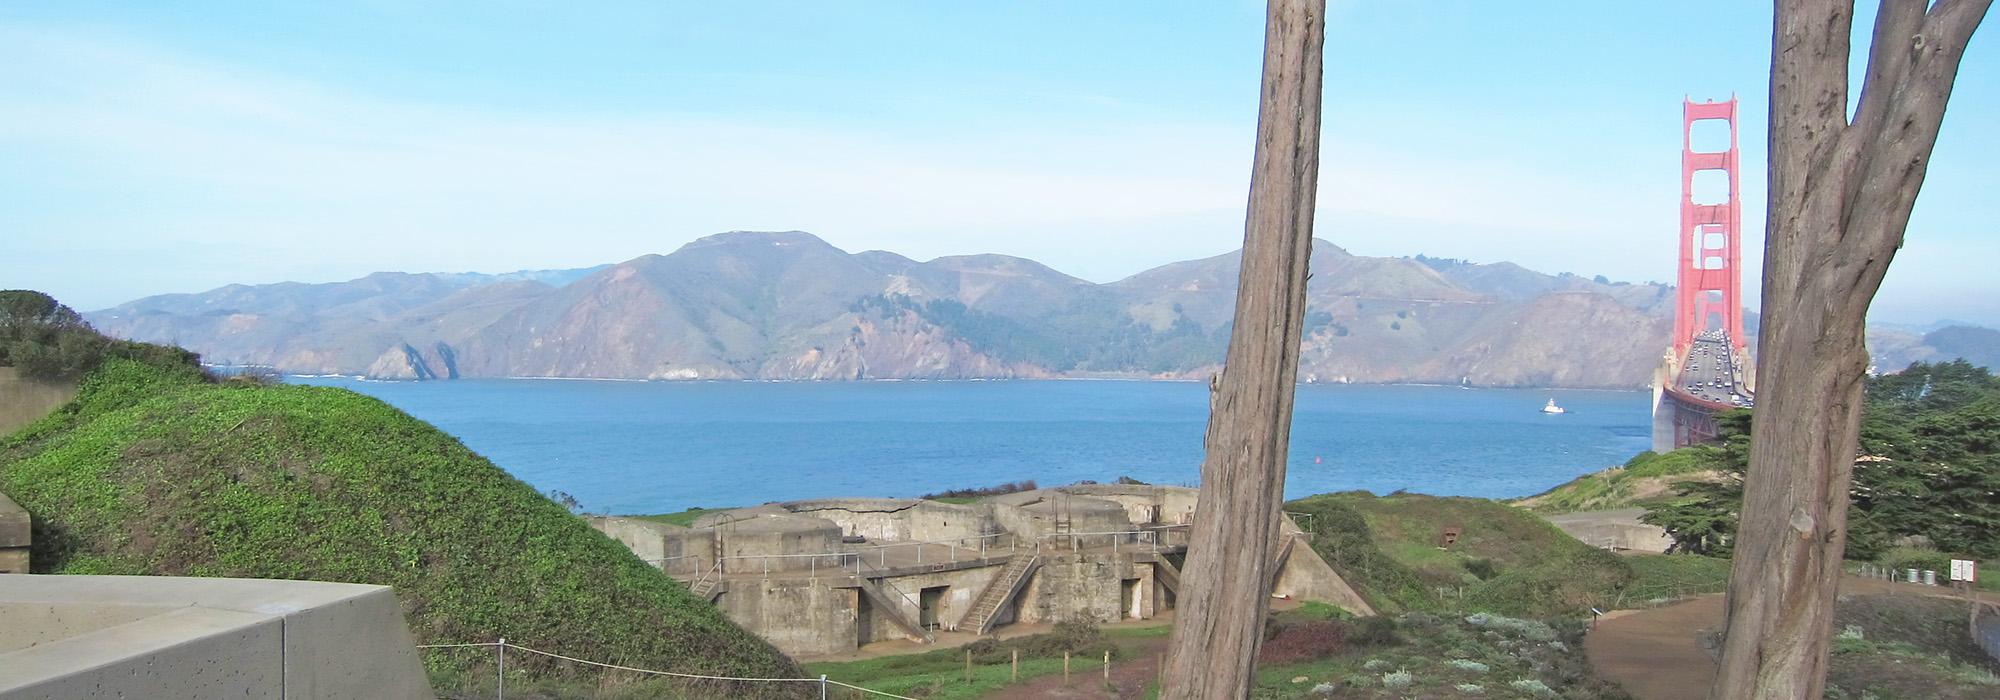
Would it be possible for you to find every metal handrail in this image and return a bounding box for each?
[689,560,722,593]
[643,554,704,577]
[1040,529,1163,554]
[717,552,863,578]
[845,533,1024,567]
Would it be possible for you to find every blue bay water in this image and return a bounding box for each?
[289,378,1652,515]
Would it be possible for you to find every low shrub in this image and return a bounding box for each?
[1351,615,1402,647]
[917,480,1037,501]
[1446,659,1490,674]
[1464,557,1499,580]
[1381,669,1414,688]
[1510,678,1558,697]
[1259,620,1348,665]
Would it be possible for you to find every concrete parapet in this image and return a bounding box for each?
[0,492,26,574]
[0,574,431,699]
[589,516,714,576]
[782,498,991,543]
[717,514,844,574]
[1544,509,1673,553]
[0,367,76,438]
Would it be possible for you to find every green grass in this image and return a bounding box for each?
[1867,546,2000,593]
[1515,447,1724,515]
[1,358,799,698]
[808,654,1077,700]
[1826,595,2000,699]
[633,507,722,528]
[803,624,1131,699]
[1285,492,1636,618]
[1104,623,1175,640]
[1616,554,1732,606]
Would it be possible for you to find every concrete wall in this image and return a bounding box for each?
[784,499,993,543]
[0,492,26,574]
[588,516,715,576]
[713,563,1006,657]
[990,493,1132,546]
[1052,485,1200,527]
[0,367,76,438]
[1544,509,1673,553]
[1271,539,1376,615]
[717,515,843,574]
[0,574,431,700]
[882,564,1002,635]
[1016,552,1139,625]
[718,581,860,658]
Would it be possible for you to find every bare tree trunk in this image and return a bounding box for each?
[1713,1,1987,697]
[1160,1,1323,698]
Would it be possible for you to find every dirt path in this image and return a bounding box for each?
[1584,576,1995,700]
[1586,595,1723,700]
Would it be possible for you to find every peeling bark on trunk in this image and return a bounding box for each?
[1713,1,1988,697]
[1159,1,1324,698]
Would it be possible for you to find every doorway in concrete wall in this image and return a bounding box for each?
[1120,579,1138,619]
[919,586,947,631]
[855,591,874,646]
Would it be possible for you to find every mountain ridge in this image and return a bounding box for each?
[91,231,1703,388]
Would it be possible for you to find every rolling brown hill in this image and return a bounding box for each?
[89,231,1683,387]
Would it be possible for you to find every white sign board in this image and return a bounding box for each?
[1949,559,1977,582]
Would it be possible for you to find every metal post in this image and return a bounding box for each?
[496,638,505,700]
[820,674,828,700]
[1104,650,1110,683]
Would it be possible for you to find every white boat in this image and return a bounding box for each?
[1541,398,1566,414]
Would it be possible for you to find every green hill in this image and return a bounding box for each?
[1,355,802,697]
[1287,491,1636,617]
[1514,447,1726,515]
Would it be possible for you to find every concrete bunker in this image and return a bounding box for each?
[593,484,1374,657]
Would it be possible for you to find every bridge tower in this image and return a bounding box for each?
[1674,98,1745,356]
[1653,97,1752,452]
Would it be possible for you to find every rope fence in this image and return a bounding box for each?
[416,640,916,699]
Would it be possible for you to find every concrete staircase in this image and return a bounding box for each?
[854,578,935,643]
[962,554,1041,635]
[1152,556,1181,596]
[685,563,725,602]
[689,576,722,601]
[1266,533,1299,590]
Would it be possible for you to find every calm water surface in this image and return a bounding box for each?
[289,378,1651,514]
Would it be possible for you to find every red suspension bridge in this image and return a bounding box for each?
[1652,97,1755,452]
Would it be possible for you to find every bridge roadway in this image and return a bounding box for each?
[1667,331,1753,410]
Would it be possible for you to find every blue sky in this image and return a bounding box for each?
[1,2,1994,324]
